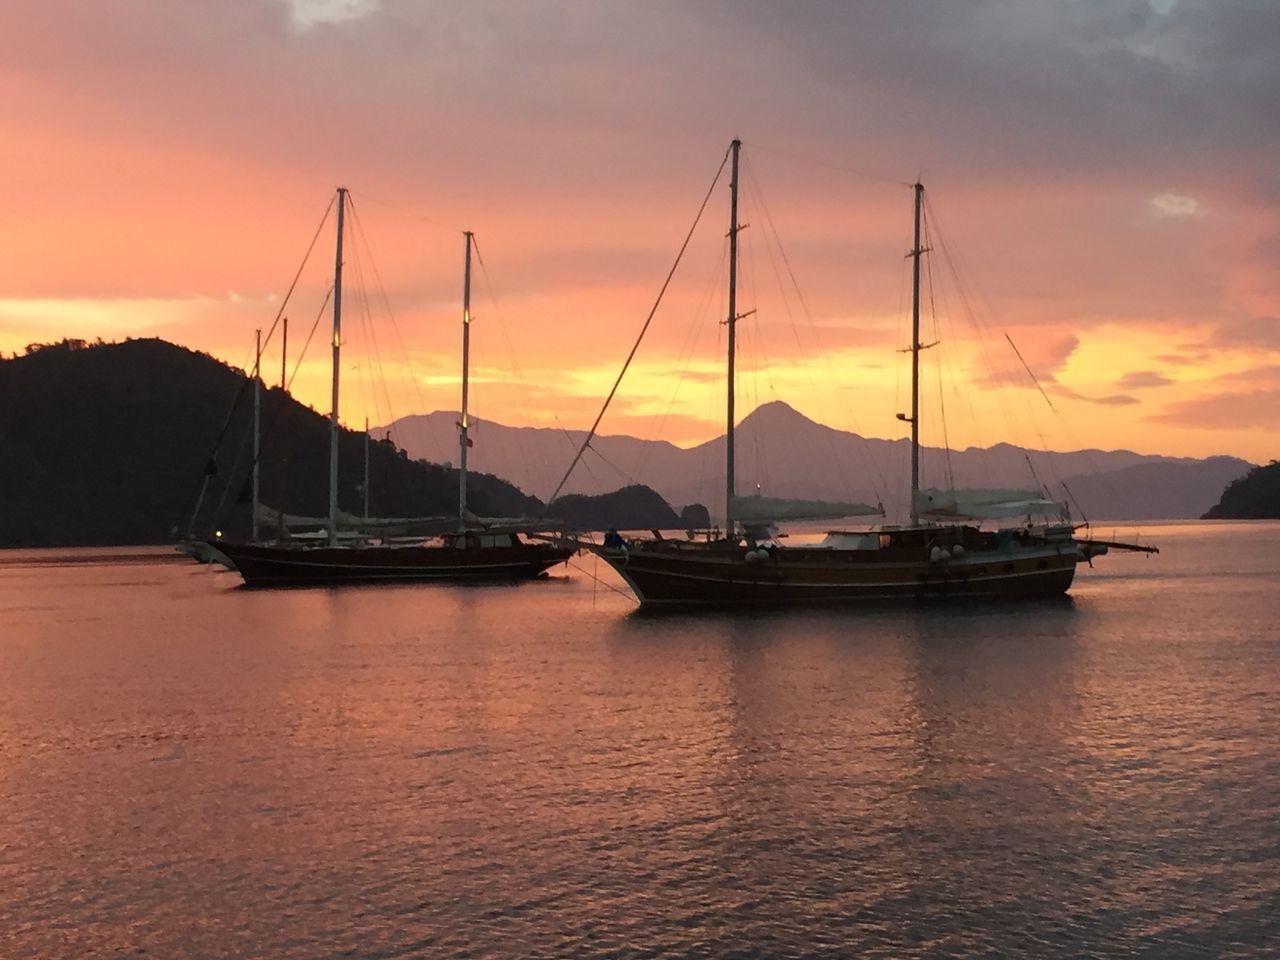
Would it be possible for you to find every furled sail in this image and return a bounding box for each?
[914,488,1066,520]
[731,494,881,523]
[255,505,562,537]
[256,505,454,535]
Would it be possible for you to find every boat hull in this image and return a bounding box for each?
[216,541,574,587]
[599,542,1078,608]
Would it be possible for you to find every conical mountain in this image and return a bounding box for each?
[382,398,1252,522]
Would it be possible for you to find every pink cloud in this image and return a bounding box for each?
[1148,389,1280,428]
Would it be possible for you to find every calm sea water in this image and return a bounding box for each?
[1,521,1278,959]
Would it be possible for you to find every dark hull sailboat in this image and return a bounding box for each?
[215,197,577,588]
[601,527,1081,609]
[566,141,1153,610]
[215,537,573,587]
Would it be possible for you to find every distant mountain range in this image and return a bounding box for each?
[0,338,1254,548]
[381,401,1253,522]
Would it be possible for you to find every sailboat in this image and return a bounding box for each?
[215,189,574,586]
[581,140,1154,608]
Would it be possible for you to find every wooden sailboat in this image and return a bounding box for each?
[585,140,1154,608]
[216,192,573,586]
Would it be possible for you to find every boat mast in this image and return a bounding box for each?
[725,138,742,535]
[363,417,370,521]
[252,327,261,543]
[458,230,474,531]
[328,187,347,546]
[281,315,288,390]
[909,181,924,525]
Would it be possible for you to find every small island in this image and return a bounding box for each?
[1202,461,1280,519]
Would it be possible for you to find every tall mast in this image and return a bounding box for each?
[328,187,347,546]
[363,417,370,521]
[458,230,473,530]
[909,181,924,525]
[281,315,288,391]
[725,138,742,536]
[252,327,261,543]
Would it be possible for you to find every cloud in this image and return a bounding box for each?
[4,0,1280,464]
[1155,349,1213,365]
[1219,364,1280,384]
[1116,370,1174,388]
[1208,316,1280,349]
[1051,385,1140,406]
[285,0,379,30]
[975,332,1079,388]
[1149,192,1201,217]
[1148,388,1280,428]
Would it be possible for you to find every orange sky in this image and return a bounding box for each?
[2,0,1277,464]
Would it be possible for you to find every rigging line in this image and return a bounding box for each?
[892,203,911,519]
[929,192,1064,495]
[183,327,261,535]
[344,205,382,428]
[350,189,461,233]
[345,195,427,429]
[550,414,607,494]
[1061,478,1089,527]
[746,162,890,503]
[1023,452,1051,499]
[693,254,729,518]
[259,194,336,358]
[1003,332,1058,413]
[186,195,335,528]
[347,197,409,429]
[566,556,638,604]
[737,180,765,492]
[345,228,378,428]
[241,285,333,500]
[923,207,955,494]
[745,167,826,496]
[210,411,255,529]
[286,285,333,392]
[745,140,913,188]
[925,195,1030,475]
[471,234,563,485]
[633,232,727,484]
[927,237,985,455]
[543,145,732,508]
[585,443,637,486]
[928,196,1039,461]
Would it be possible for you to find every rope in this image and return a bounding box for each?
[544,145,732,510]
[745,161,891,504]
[183,196,333,536]
[567,556,638,604]
[259,194,336,359]
[287,285,333,391]
[922,204,956,494]
[472,234,574,491]
[745,140,913,188]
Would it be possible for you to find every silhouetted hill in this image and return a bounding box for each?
[545,484,707,531]
[382,399,1254,522]
[0,339,541,546]
[1202,461,1280,519]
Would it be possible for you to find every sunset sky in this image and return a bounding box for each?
[2,0,1277,464]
